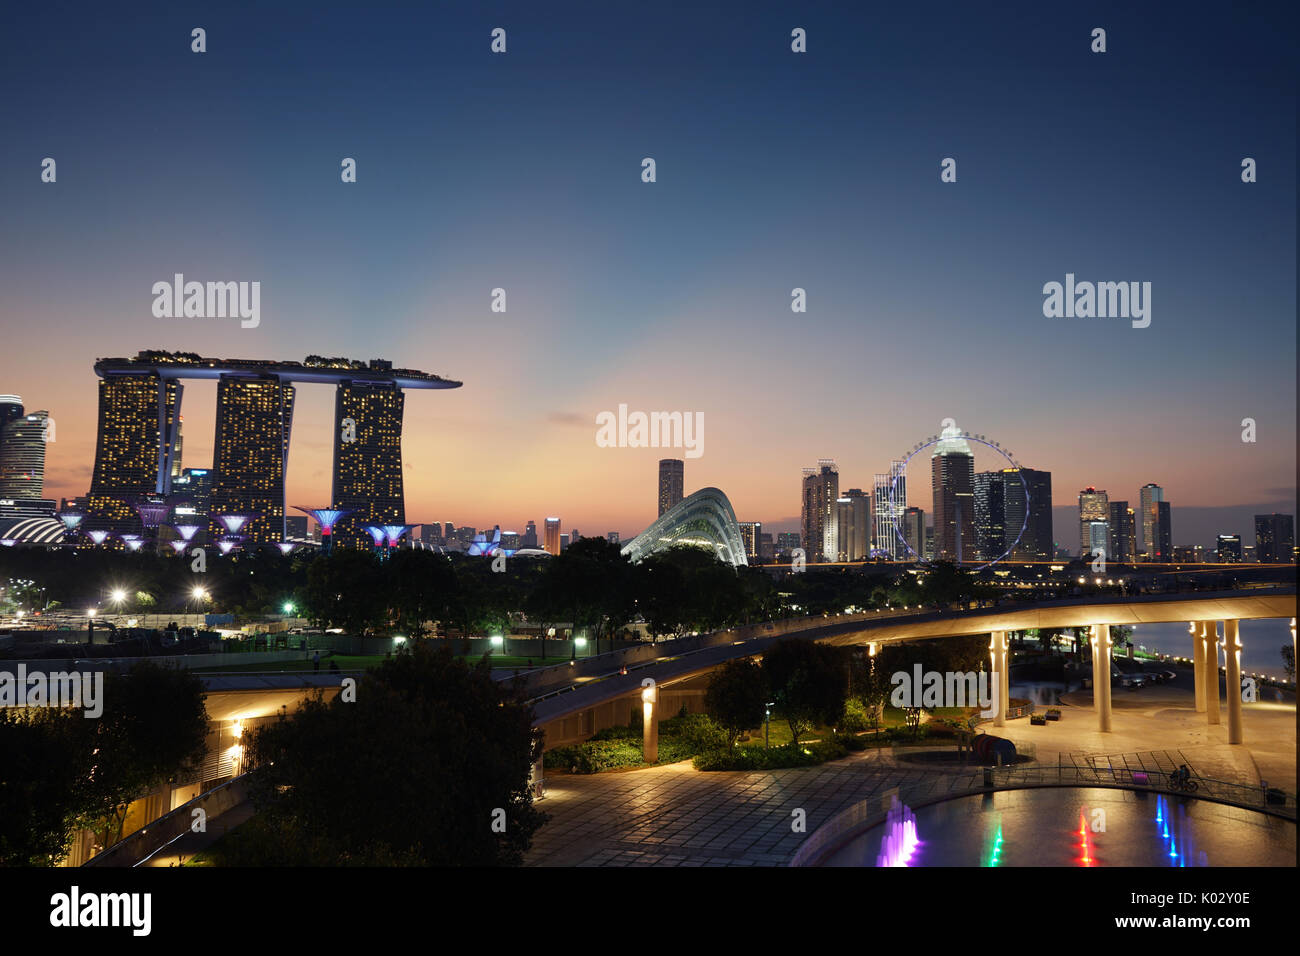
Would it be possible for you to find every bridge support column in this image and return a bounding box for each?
[989,631,1008,727]
[641,682,658,764]
[1203,624,1221,726]
[1223,620,1243,745]
[1091,624,1112,733]
[1191,622,1206,712]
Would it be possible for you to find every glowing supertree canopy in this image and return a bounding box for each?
[87,530,110,545]
[135,503,170,527]
[169,541,188,553]
[121,536,144,551]
[217,540,236,555]
[58,513,84,530]
[173,524,202,541]
[365,526,387,546]
[278,542,295,555]
[217,515,251,534]
[382,525,410,546]
[294,506,350,535]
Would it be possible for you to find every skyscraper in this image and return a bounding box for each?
[836,490,871,561]
[1216,534,1242,562]
[544,517,561,555]
[331,380,405,548]
[606,531,620,544]
[872,463,905,559]
[1139,483,1166,561]
[211,375,296,543]
[973,471,1006,562]
[87,372,183,533]
[776,531,801,555]
[658,459,684,517]
[1154,499,1172,561]
[902,506,925,560]
[1255,514,1295,563]
[1078,487,1109,558]
[523,520,538,549]
[931,425,975,562]
[1006,467,1053,560]
[801,460,839,562]
[171,415,184,480]
[0,407,50,502]
[0,396,23,430]
[738,521,761,561]
[1108,501,1135,563]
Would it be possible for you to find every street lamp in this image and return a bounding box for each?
[765,701,775,749]
[282,601,295,615]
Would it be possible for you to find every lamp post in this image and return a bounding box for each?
[765,701,774,749]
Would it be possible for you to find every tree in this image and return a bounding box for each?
[762,639,848,746]
[77,663,209,849]
[247,642,546,865]
[1283,645,1295,683]
[0,708,92,865]
[704,659,767,750]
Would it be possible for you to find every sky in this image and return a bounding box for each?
[1,1,1295,549]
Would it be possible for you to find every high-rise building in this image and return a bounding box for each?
[1172,545,1200,563]
[658,459,684,517]
[973,472,1006,562]
[872,463,905,559]
[170,415,184,480]
[1154,500,1172,561]
[544,517,561,555]
[570,529,581,544]
[501,530,520,550]
[776,531,801,555]
[801,460,839,562]
[419,523,443,543]
[1139,483,1167,561]
[170,467,214,533]
[606,531,620,544]
[1007,467,1053,560]
[331,380,403,548]
[902,507,925,560]
[284,515,308,541]
[0,407,51,502]
[210,375,295,543]
[758,532,774,560]
[924,525,934,561]
[1088,521,1108,557]
[1255,514,1295,563]
[1078,487,1109,558]
[559,533,570,552]
[1108,502,1135,563]
[931,425,975,562]
[1216,534,1242,563]
[836,491,871,561]
[87,372,183,534]
[738,521,761,561]
[0,396,23,430]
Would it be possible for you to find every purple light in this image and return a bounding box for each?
[121,536,144,552]
[382,525,410,546]
[365,526,387,546]
[135,503,170,527]
[875,797,921,867]
[87,530,110,545]
[278,542,295,555]
[173,524,201,541]
[217,541,235,555]
[169,541,188,554]
[295,506,350,534]
[0,539,15,547]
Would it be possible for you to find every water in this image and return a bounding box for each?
[824,788,1296,867]
[1129,619,1293,678]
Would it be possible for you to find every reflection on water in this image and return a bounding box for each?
[822,788,1295,867]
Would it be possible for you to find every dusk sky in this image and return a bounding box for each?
[1,1,1294,548]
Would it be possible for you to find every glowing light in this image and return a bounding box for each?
[192,587,209,601]
[875,797,920,867]
[217,541,235,555]
[282,602,295,615]
[278,542,295,555]
[365,526,387,546]
[87,530,110,545]
[218,515,249,534]
[58,513,84,530]
[169,541,188,553]
[173,524,201,541]
[110,589,126,603]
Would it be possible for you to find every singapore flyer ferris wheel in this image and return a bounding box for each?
[888,419,1031,571]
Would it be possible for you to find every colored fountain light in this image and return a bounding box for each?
[875,797,921,867]
[173,524,201,541]
[87,530,110,545]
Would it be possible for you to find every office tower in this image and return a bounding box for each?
[606,531,620,544]
[1154,500,1172,561]
[560,533,570,551]
[208,376,295,543]
[419,523,443,543]
[836,491,871,561]
[1172,545,1198,563]
[1108,502,1135,563]
[931,425,975,562]
[902,507,925,560]
[658,459,684,516]
[738,521,761,560]
[1078,487,1109,557]
[1138,483,1165,560]
[523,520,538,548]
[777,531,801,555]
[444,521,455,539]
[758,532,774,560]
[171,467,213,518]
[1255,514,1295,563]
[170,415,184,480]
[0,395,22,429]
[1216,534,1242,562]
[924,525,934,560]
[973,472,1006,561]
[872,463,905,559]
[0,408,50,501]
[330,380,403,548]
[544,517,561,555]
[87,372,183,533]
[501,530,520,550]
[456,525,476,541]
[570,529,580,544]
[800,460,839,562]
[284,515,308,540]
[1005,467,1053,560]
[1088,521,1108,557]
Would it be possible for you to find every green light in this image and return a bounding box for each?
[282,602,295,614]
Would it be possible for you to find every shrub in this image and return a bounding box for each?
[659,713,728,753]
[839,698,875,733]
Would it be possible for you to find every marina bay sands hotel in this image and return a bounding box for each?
[85,351,461,546]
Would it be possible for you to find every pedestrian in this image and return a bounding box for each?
[313,650,320,672]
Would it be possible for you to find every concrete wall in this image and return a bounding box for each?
[0,650,308,674]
